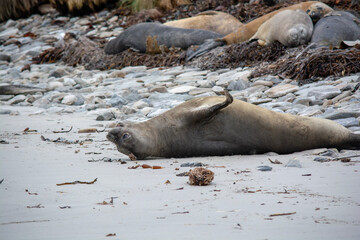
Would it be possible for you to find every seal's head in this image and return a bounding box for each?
[107,123,151,160]
[306,2,333,23]
[288,24,312,47]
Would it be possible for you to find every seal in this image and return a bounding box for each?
[311,11,360,48]
[164,11,243,35]
[187,1,333,60]
[107,92,360,160]
[104,22,223,54]
[0,0,39,22]
[250,9,313,47]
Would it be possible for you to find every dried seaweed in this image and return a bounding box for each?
[269,212,296,217]
[53,126,73,133]
[190,41,287,70]
[41,135,93,144]
[251,47,360,84]
[56,178,97,186]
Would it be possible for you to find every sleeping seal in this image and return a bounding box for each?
[104,22,223,54]
[311,11,360,48]
[107,92,360,160]
[187,1,332,60]
[251,9,313,47]
[164,11,243,35]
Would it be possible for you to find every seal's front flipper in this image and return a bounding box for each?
[186,39,225,61]
[189,91,233,124]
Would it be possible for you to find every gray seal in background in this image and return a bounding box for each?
[104,22,223,54]
[311,11,360,48]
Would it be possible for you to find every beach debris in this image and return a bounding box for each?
[21,64,31,72]
[176,172,189,177]
[106,233,116,237]
[88,157,126,163]
[141,164,152,168]
[0,140,9,144]
[180,162,204,167]
[25,189,38,195]
[269,212,296,217]
[23,128,37,133]
[41,135,93,144]
[269,158,282,164]
[188,167,214,186]
[171,211,189,215]
[26,204,44,208]
[97,197,116,206]
[165,180,171,184]
[56,178,97,186]
[59,206,71,209]
[85,152,102,155]
[128,164,164,169]
[53,126,72,133]
[256,165,272,171]
[235,223,242,230]
[0,179,4,184]
[302,174,312,176]
[78,128,97,133]
[128,165,140,169]
[314,156,332,162]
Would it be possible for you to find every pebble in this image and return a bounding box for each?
[61,95,77,105]
[296,85,341,100]
[256,165,272,171]
[334,117,359,128]
[265,84,299,98]
[8,95,26,105]
[314,157,332,162]
[168,85,196,94]
[284,160,302,168]
[96,111,115,121]
[0,109,11,114]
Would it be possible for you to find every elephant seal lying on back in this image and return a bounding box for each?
[311,11,360,48]
[107,92,360,160]
[104,22,223,54]
[251,9,313,47]
[164,11,243,35]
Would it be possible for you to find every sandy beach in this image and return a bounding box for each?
[1,105,359,240]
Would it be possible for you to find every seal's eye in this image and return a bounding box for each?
[122,133,130,140]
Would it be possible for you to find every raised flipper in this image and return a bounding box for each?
[186,38,225,61]
[187,91,233,124]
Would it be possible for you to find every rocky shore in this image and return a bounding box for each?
[1,9,359,131]
[0,3,359,240]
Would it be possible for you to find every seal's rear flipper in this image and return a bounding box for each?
[186,39,225,61]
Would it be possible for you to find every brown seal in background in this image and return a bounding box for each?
[164,11,243,35]
[186,1,333,60]
[250,9,313,47]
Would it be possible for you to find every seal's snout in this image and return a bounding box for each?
[106,128,122,143]
[106,131,116,142]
